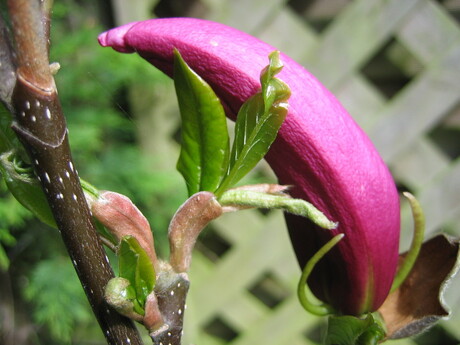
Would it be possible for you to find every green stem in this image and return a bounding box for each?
[390,192,425,293]
[298,233,344,316]
[81,179,101,199]
[219,189,337,229]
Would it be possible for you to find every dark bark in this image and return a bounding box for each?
[150,272,189,345]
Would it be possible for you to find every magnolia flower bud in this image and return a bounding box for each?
[99,18,400,315]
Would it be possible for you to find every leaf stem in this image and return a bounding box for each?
[219,189,337,229]
[390,192,425,293]
[297,234,344,316]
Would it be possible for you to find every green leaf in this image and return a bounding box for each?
[173,49,230,196]
[0,150,57,227]
[219,189,337,229]
[0,243,10,271]
[0,227,16,271]
[215,51,290,196]
[325,314,385,345]
[118,235,156,315]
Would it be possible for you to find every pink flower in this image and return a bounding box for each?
[99,18,400,315]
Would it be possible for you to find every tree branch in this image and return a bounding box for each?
[0,14,17,109]
[6,1,144,343]
[8,0,50,90]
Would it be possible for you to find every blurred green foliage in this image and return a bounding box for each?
[0,180,28,270]
[23,258,93,342]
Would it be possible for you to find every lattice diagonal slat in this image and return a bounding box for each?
[178,0,460,344]
[107,0,459,343]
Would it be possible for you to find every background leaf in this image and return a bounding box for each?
[174,49,230,196]
[23,258,93,343]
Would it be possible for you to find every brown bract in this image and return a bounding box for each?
[378,234,460,339]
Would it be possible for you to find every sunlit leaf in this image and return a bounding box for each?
[174,49,230,196]
[215,51,290,196]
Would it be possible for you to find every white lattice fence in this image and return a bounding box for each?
[111,0,460,343]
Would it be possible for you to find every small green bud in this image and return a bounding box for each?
[104,277,143,322]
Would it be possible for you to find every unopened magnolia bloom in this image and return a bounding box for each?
[99,18,400,315]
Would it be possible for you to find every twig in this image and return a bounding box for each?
[6,1,144,343]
